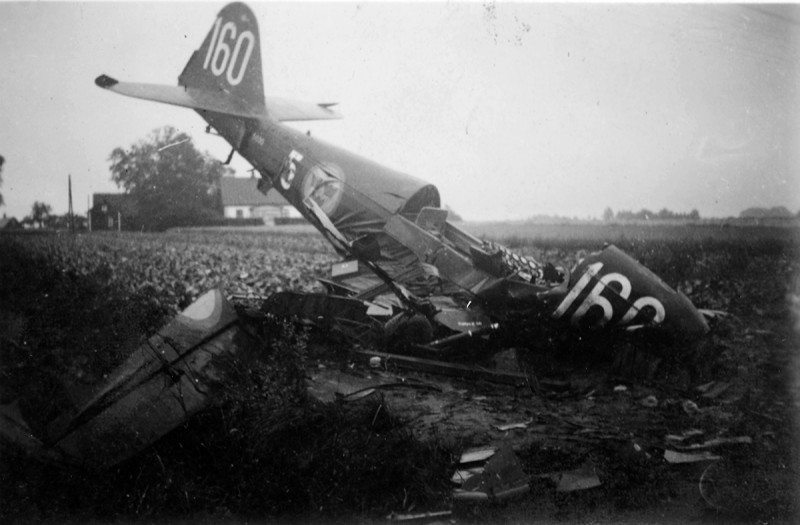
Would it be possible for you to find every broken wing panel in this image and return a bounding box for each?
[47,290,253,470]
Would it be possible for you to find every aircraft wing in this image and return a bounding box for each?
[95,75,266,119]
[96,75,339,122]
[265,97,341,121]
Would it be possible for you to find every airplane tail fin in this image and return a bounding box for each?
[178,2,266,114]
[96,3,340,121]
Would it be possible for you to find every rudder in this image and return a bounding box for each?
[178,2,266,114]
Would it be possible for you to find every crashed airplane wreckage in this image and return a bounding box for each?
[2,2,709,469]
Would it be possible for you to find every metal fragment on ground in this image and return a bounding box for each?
[455,444,529,502]
[665,429,704,444]
[451,467,485,485]
[387,510,452,521]
[664,449,722,464]
[679,436,752,450]
[545,463,603,492]
[459,447,497,464]
[494,419,533,431]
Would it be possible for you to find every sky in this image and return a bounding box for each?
[1,1,798,221]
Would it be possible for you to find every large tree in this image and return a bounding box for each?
[109,127,231,231]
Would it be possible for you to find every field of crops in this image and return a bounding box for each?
[3,229,337,313]
[461,219,799,248]
[1,225,798,522]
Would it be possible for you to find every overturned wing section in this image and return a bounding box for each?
[46,290,253,470]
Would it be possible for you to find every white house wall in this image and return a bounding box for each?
[223,205,298,220]
[224,206,252,219]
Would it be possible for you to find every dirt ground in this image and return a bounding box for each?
[304,298,799,524]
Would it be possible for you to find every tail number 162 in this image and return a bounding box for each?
[202,17,255,86]
[554,262,666,328]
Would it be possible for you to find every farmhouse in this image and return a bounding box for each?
[0,215,21,230]
[221,177,296,223]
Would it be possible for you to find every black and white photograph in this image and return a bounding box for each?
[1,2,798,523]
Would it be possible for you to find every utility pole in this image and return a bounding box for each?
[68,174,74,233]
[87,195,92,232]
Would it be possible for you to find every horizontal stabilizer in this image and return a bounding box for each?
[266,97,341,121]
[95,75,266,119]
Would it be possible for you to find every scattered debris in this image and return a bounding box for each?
[494,419,533,432]
[681,400,700,415]
[353,350,529,386]
[450,467,484,485]
[640,395,658,408]
[459,447,497,464]
[454,444,529,502]
[665,429,704,444]
[664,450,721,464]
[698,309,730,320]
[387,510,452,521]
[677,436,752,450]
[543,463,603,492]
[341,388,378,402]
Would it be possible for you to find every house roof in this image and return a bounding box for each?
[92,193,138,214]
[220,177,289,207]
[0,217,20,229]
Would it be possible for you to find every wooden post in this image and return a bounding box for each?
[68,175,74,233]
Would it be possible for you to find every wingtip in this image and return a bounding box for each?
[318,103,342,119]
[95,74,119,88]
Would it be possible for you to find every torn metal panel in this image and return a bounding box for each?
[455,444,529,502]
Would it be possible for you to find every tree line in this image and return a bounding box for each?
[602,207,701,222]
